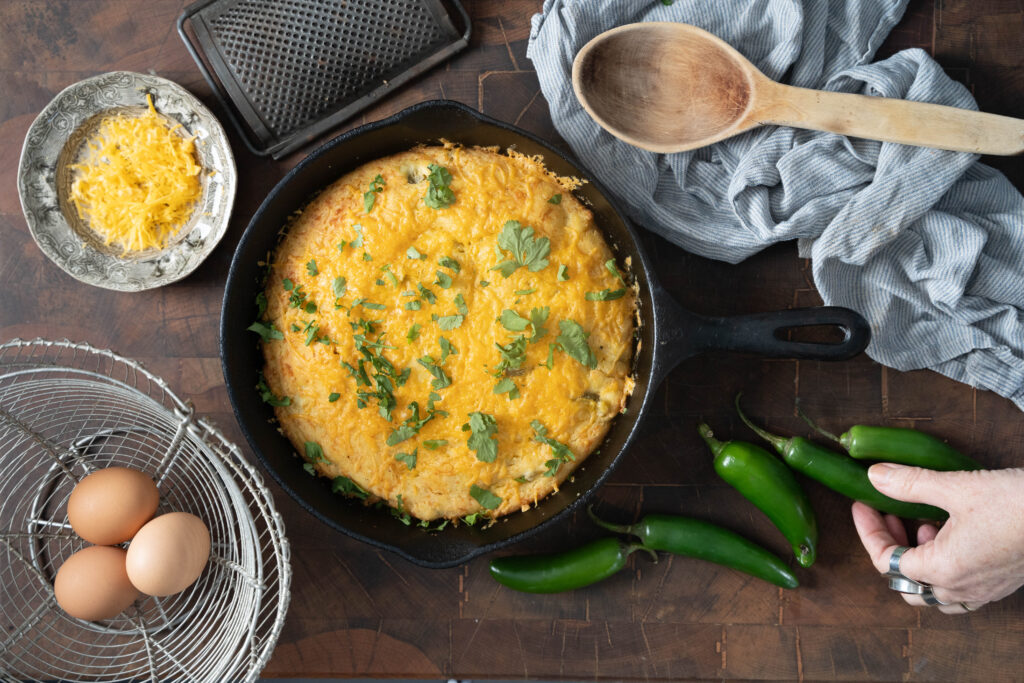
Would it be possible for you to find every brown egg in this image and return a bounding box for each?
[67,467,160,545]
[126,512,211,597]
[54,545,141,621]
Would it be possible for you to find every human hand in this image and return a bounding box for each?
[852,464,1024,614]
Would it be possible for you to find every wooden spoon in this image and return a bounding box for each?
[572,22,1024,155]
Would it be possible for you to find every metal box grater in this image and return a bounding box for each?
[178,0,470,158]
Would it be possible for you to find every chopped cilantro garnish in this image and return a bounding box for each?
[328,392,341,402]
[545,343,555,369]
[556,319,598,369]
[351,224,365,248]
[395,449,417,470]
[532,420,576,477]
[454,293,468,316]
[493,378,518,399]
[439,336,457,363]
[386,424,417,446]
[406,323,422,342]
[529,307,549,342]
[282,278,294,291]
[362,252,373,261]
[332,276,347,298]
[434,271,453,289]
[304,301,317,314]
[479,280,490,287]
[337,241,347,251]
[332,475,369,500]
[424,163,455,209]
[499,309,530,332]
[515,288,536,296]
[256,291,268,317]
[437,314,464,330]
[490,220,550,277]
[405,300,422,311]
[304,441,327,464]
[256,373,290,406]
[360,301,387,310]
[438,255,460,273]
[557,265,569,281]
[304,323,320,346]
[494,336,528,374]
[423,439,448,450]
[548,193,562,205]
[465,412,498,463]
[469,483,502,510]
[418,283,437,304]
[407,246,426,260]
[585,288,626,301]
[606,258,624,283]
[247,321,284,342]
[364,174,385,212]
[306,259,318,277]
[381,264,399,287]
[418,356,452,389]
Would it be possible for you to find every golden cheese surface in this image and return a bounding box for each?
[259,145,635,521]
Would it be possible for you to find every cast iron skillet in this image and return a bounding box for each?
[221,100,870,568]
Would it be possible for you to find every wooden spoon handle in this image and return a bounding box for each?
[754,81,1024,155]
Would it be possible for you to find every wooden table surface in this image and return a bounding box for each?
[2,1,1023,680]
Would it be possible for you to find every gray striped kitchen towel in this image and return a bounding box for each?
[528,0,1024,410]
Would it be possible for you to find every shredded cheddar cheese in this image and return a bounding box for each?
[69,94,201,253]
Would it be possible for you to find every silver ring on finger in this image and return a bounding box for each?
[886,546,911,577]
[921,590,945,606]
[960,602,979,612]
[889,575,930,594]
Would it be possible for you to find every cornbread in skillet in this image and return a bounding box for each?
[255,145,634,521]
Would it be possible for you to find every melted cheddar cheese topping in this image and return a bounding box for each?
[259,145,635,521]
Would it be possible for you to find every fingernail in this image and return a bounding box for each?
[868,463,903,485]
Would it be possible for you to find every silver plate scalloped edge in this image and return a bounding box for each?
[17,71,237,292]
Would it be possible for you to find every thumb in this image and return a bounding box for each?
[867,463,962,511]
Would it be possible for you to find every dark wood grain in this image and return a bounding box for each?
[2,1,1023,680]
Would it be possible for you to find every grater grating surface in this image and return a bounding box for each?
[178,0,470,158]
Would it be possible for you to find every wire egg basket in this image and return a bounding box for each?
[0,339,291,682]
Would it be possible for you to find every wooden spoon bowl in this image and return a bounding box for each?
[573,22,1024,155]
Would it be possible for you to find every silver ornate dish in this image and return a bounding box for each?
[17,71,236,292]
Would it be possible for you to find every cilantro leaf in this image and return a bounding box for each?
[479,280,490,287]
[418,283,437,304]
[406,300,422,311]
[304,441,327,464]
[423,439,448,450]
[332,276,347,298]
[469,484,502,510]
[439,336,457,364]
[529,307,549,341]
[407,246,426,260]
[545,343,555,369]
[499,309,531,332]
[557,265,569,281]
[434,271,453,289]
[395,449,417,470]
[256,291,268,317]
[585,288,626,301]
[438,255,460,273]
[493,378,518,398]
[306,259,318,277]
[490,220,550,277]
[387,425,417,446]
[424,163,455,209]
[332,476,369,500]
[418,356,452,389]
[256,373,291,406]
[364,174,385,212]
[606,258,624,283]
[465,411,498,463]
[351,223,365,248]
[437,314,464,330]
[548,193,562,205]
[328,392,341,402]
[247,321,284,342]
[556,319,598,369]
[406,323,422,343]
[532,420,576,477]
[454,292,468,316]
[494,335,527,374]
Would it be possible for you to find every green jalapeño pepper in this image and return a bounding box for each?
[698,423,818,568]
[489,538,655,593]
[588,507,799,589]
[796,403,980,471]
[739,399,948,520]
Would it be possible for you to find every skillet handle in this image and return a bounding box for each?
[652,285,871,383]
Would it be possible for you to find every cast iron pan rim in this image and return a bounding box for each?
[220,99,659,567]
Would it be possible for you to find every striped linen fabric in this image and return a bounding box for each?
[527,0,1024,410]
